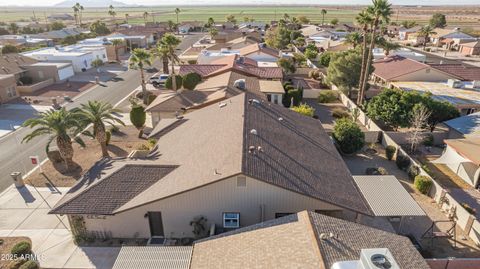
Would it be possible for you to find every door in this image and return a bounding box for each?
[148,212,164,237]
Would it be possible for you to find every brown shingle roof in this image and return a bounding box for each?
[0,53,37,75]
[191,211,429,269]
[429,64,480,81]
[372,55,429,81]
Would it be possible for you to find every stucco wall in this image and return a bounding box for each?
[0,75,18,103]
[394,68,453,82]
[83,175,351,239]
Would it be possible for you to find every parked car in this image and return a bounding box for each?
[149,74,169,87]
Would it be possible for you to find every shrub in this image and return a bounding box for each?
[135,90,153,99]
[187,59,197,64]
[317,90,338,103]
[105,130,111,145]
[286,88,303,106]
[165,74,183,90]
[1,44,19,54]
[308,69,321,80]
[461,203,476,215]
[377,167,388,175]
[8,259,26,269]
[291,103,315,117]
[11,241,31,256]
[423,134,434,146]
[331,108,350,119]
[136,143,150,150]
[182,72,202,90]
[130,104,146,138]
[147,138,157,148]
[18,261,38,269]
[19,76,33,85]
[395,154,411,170]
[147,94,157,105]
[385,145,396,161]
[109,125,119,133]
[333,118,365,154]
[407,165,420,180]
[414,175,432,195]
[365,167,388,175]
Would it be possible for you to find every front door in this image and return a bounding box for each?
[148,212,164,237]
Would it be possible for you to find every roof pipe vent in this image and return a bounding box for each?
[250,129,257,135]
[248,98,261,105]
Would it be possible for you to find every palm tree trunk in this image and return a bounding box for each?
[140,68,148,104]
[359,20,379,105]
[95,124,109,158]
[115,46,119,62]
[57,136,74,171]
[171,58,178,92]
[163,57,169,74]
[357,26,369,104]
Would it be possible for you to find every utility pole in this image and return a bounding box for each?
[33,10,37,23]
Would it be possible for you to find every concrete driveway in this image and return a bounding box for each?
[0,185,119,268]
[0,104,52,138]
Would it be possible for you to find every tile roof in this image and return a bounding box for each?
[429,64,480,81]
[372,55,430,81]
[191,211,429,269]
[0,53,37,75]
[445,138,480,166]
[52,93,371,216]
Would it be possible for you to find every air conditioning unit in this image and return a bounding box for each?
[447,79,463,89]
[331,248,400,269]
[233,79,246,90]
[473,80,480,89]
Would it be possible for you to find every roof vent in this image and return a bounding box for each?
[233,79,246,90]
[248,146,256,154]
[219,102,227,108]
[278,117,283,121]
[250,129,257,135]
[248,98,261,105]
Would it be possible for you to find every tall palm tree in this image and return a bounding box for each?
[321,9,327,25]
[129,48,152,104]
[175,8,181,33]
[79,4,84,25]
[158,33,181,91]
[125,13,129,24]
[143,12,149,25]
[111,39,123,62]
[378,38,400,55]
[75,101,125,158]
[22,108,85,171]
[356,9,373,103]
[155,44,170,74]
[72,4,80,26]
[345,32,362,48]
[418,25,436,50]
[358,0,392,105]
[108,5,116,24]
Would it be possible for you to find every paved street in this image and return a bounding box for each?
[0,33,204,192]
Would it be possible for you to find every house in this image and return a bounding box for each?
[78,36,127,61]
[432,29,476,50]
[238,21,266,31]
[33,28,88,42]
[459,41,480,56]
[197,43,281,65]
[108,33,147,49]
[47,13,74,21]
[189,211,429,269]
[433,138,480,187]
[0,75,19,103]
[387,25,405,37]
[428,64,480,82]
[115,26,164,46]
[23,62,75,83]
[0,53,38,82]
[372,47,426,62]
[50,92,373,240]
[0,35,53,47]
[391,80,480,115]
[371,56,458,86]
[398,26,421,41]
[444,112,480,139]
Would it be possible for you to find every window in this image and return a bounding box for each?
[6,86,16,98]
[223,212,240,228]
[267,94,272,102]
[275,213,293,218]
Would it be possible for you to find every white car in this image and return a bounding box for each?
[149,74,169,87]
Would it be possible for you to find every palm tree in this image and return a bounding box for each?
[158,33,181,91]
[155,44,170,74]
[75,101,125,158]
[175,8,181,33]
[143,12,149,25]
[321,9,327,25]
[72,4,80,26]
[378,38,400,55]
[129,48,152,104]
[111,39,123,62]
[209,27,219,39]
[125,13,129,24]
[167,20,176,32]
[22,108,85,171]
[8,23,19,34]
[418,25,436,50]
[358,0,392,105]
[356,9,373,103]
[108,5,116,24]
[345,32,362,48]
[79,4,84,25]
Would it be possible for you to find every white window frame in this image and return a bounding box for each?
[223,212,240,228]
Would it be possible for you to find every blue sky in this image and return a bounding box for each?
[0,0,479,6]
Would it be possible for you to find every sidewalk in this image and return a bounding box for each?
[0,185,119,268]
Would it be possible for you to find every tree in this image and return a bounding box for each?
[407,104,431,153]
[277,58,296,74]
[175,8,181,33]
[1,44,18,54]
[167,20,176,32]
[72,3,83,25]
[321,9,327,25]
[182,72,202,90]
[356,9,373,104]
[91,58,104,73]
[111,39,123,62]
[265,24,291,49]
[304,48,318,60]
[8,23,19,34]
[326,50,363,98]
[0,28,9,35]
[424,99,459,132]
[155,43,170,74]
[209,27,219,39]
[129,48,152,104]
[358,0,392,105]
[319,51,332,67]
[50,21,65,31]
[125,13,129,24]
[378,38,400,55]
[429,13,447,28]
[143,12,149,24]
[297,15,310,24]
[418,25,436,50]
[158,33,181,91]
[22,108,85,170]
[330,18,339,26]
[76,101,125,157]
[333,118,365,154]
[345,32,362,49]
[366,88,410,130]
[90,21,111,35]
[129,100,146,138]
[165,75,183,90]
[226,14,237,25]
[291,103,315,117]
[401,20,417,29]
[206,17,215,28]
[108,5,116,23]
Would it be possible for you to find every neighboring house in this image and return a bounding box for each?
[391,80,480,115]
[459,41,480,56]
[0,53,38,82]
[372,48,426,62]
[47,13,74,21]
[0,75,19,103]
[115,26,164,46]
[0,35,53,47]
[398,26,421,41]
[189,211,429,269]
[428,63,480,82]
[79,37,127,61]
[197,43,280,65]
[433,138,480,187]
[387,25,405,37]
[371,56,458,86]
[108,33,147,49]
[33,28,88,42]
[238,21,266,31]
[23,62,75,83]
[444,112,480,139]
[433,30,476,50]
[50,92,373,240]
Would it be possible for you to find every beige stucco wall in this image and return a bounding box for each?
[24,65,59,82]
[83,175,352,239]
[394,68,453,82]
[0,75,18,103]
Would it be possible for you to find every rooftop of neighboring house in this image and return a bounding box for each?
[437,30,475,40]
[33,27,88,39]
[22,47,90,57]
[445,137,480,166]
[400,26,422,33]
[0,74,15,81]
[197,43,280,64]
[206,36,259,51]
[179,54,283,79]
[461,40,480,48]
[392,80,480,107]
[0,53,38,75]
[190,211,429,269]
[444,111,480,137]
[50,92,372,216]
[115,26,164,37]
[372,55,434,81]
[428,63,480,81]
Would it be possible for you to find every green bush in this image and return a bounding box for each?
[182,72,202,90]
[187,59,197,64]
[333,118,365,154]
[8,259,26,269]
[165,74,183,90]
[408,165,420,180]
[147,138,157,148]
[129,105,146,130]
[18,261,38,269]
[11,241,31,256]
[395,154,411,170]
[147,94,157,105]
[19,76,33,85]
[1,44,19,54]
[385,145,396,161]
[423,134,434,146]
[414,175,432,195]
[317,90,338,103]
[291,103,315,117]
[461,203,476,215]
[331,108,350,119]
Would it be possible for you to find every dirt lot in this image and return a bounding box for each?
[25,126,146,188]
[0,237,32,269]
[12,82,94,106]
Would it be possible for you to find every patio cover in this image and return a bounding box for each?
[112,246,193,269]
[353,175,425,217]
[432,145,471,165]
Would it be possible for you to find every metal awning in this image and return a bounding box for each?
[112,246,193,269]
[353,175,426,217]
[432,145,471,165]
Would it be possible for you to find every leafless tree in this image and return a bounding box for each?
[408,105,431,153]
